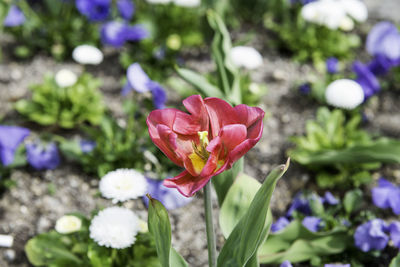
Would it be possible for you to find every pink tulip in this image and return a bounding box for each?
[147,95,265,197]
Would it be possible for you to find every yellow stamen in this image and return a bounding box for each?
[189,152,207,174]
[198,131,209,146]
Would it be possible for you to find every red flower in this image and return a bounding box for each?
[146,95,265,197]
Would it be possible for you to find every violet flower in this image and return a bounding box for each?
[122,63,167,109]
[322,191,339,205]
[326,57,339,74]
[354,219,389,252]
[366,21,400,63]
[0,126,30,166]
[271,217,290,233]
[117,0,135,20]
[389,221,400,249]
[142,178,192,210]
[372,178,400,215]
[4,5,26,27]
[287,192,312,217]
[280,260,293,267]
[26,142,60,170]
[353,61,380,99]
[302,216,322,232]
[75,0,111,21]
[299,83,311,95]
[367,54,394,76]
[101,21,148,47]
[80,140,96,153]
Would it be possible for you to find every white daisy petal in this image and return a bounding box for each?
[173,0,200,7]
[230,46,263,70]
[100,169,147,203]
[55,69,78,88]
[72,45,103,65]
[325,79,365,109]
[89,207,139,249]
[55,215,82,234]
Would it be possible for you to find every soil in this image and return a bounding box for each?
[1,1,400,266]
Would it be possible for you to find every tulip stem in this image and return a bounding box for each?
[204,181,217,267]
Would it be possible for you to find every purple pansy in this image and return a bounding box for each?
[326,57,339,74]
[389,221,400,249]
[4,5,26,27]
[372,178,400,215]
[353,61,380,99]
[366,22,400,62]
[26,142,61,170]
[142,178,192,210]
[122,63,167,109]
[117,0,135,20]
[302,216,322,232]
[354,219,389,252]
[367,54,394,76]
[299,83,311,95]
[80,140,96,153]
[323,191,339,205]
[0,126,30,166]
[271,217,291,233]
[287,193,312,217]
[101,21,148,47]
[280,260,293,267]
[75,0,111,21]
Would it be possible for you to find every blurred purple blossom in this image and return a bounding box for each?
[271,217,290,233]
[367,55,394,76]
[117,0,135,20]
[353,61,380,99]
[324,264,350,267]
[101,21,148,47]
[26,142,60,170]
[326,57,339,74]
[302,216,322,232]
[354,219,388,252]
[299,83,311,95]
[0,126,30,166]
[366,22,400,63]
[80,140,96,153]
[4,5,26,27]
[280,260,293,267]
[287,192,312,217]
[142,178,192,210]
[372,178,400,215]
[76,0,111,21]
[389,221,400,249]
[122,63,167,109]
[322,191,339,205]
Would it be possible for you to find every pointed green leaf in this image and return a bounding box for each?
[217,159,290,267]
[175,68,223,98]
[170,247,188,267]
[219,172,261,238]
[389,253,400,267]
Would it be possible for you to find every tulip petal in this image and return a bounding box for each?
[163,170,212,197]
[173,95,209,135]
[218,124,247,151]
[234,105,265,137]
[173,112,201,135]
[204,98,239,138]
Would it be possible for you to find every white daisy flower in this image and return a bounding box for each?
[173,0,200,7]
[55,69,78,88]
[325,79,364,109]
[72,45,103,65]
[338,0,368,23]
[230,46,263,70]
[146,0,172,4]
[89,207,139,249]
[100,169,147,204]
[0,235,13,248]
[55,215,82,234]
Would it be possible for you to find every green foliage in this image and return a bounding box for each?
[25,213,160,267]
[259,220,351,264]
[263,0,360,64]
[59,98,176,177]
[289,107,379,188]
[15,73,105,129]
[4,1,99,59]
[176,10,266,106]
[217,160,289,267]
[147,195,188,267]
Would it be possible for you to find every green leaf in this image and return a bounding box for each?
[212,158,243,206]
[147,195,188,267]
[217,159,290,267]
[175,68,224,98]
[258,221,351,264]
[389,253,400,267]
[343,189,363,214]
[219,172,261,238]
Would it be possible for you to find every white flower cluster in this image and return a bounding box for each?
[146,0,200,7]
[72,45,103,65]
[99,169,148,204]
[301,0,368,31]
[325,79,364,109]
[89,207,140,249]
[230,46,263,70]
